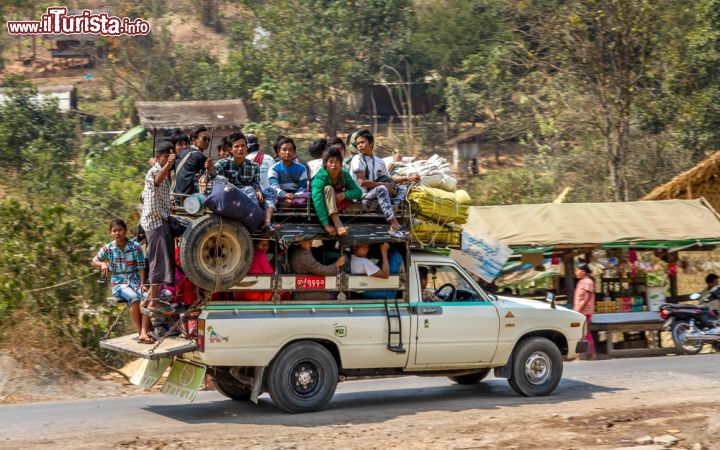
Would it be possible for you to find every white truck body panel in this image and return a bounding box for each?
[187,252,586,371]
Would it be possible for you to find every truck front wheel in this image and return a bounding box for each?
[448,369,491,385]
[508,337,563,397]
[267,342,338,414]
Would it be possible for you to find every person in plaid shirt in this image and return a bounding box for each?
[208,132,279,230]
[92,218,149,341]
[139,141,176,342]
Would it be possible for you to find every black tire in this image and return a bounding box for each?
[267,342,338,414]
[448,369,491,385]
[671,321,703,355]
[179,214,253,291]
[212,369,252,401]
[508,337,563,397]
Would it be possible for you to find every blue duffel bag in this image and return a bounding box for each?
[204,178,264,231]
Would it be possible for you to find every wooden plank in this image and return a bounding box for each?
[100,333,196,360]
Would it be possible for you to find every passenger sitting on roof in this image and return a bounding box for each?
[217,136,231,160]
[307,138,328,179]
[173,127,213,197]
[272,135,311,176]
[268,136,309,209]
[246,133,275,191]
[350,242,390,279]
[207,132,279,231]
[350,130,409,239]
[289,239,345,301]
[311,146,363,237]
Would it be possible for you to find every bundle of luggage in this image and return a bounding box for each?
[399,154,471,247]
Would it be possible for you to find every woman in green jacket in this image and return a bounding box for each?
[311,146,362,236]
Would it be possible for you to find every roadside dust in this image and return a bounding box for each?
[2,369,719,450]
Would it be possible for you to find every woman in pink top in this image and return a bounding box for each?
[573,263,596,360]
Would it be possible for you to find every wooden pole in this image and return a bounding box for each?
[564,251,576,305]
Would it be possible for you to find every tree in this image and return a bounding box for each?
[0,76,76,200]
[251,0,412,137]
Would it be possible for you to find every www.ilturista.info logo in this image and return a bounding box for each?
[7,7,150,36]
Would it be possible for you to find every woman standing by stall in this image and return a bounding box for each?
[574,263,597,360]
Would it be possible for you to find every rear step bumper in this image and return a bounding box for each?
[100,333,196,360]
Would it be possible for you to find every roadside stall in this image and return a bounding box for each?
[463,198,720,358]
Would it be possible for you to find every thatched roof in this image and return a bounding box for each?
[644,152,720,200]
[135,99,248,129]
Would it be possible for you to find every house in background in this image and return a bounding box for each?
[0,84,77,112]
[644,152,720,294]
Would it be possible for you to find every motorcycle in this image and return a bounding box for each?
[660,290,720,354]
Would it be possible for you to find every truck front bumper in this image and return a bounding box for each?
[575,339,589,354]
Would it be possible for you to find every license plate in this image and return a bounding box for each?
[130,357,172,389]
[161,360,206,402]
[296,276,326,289]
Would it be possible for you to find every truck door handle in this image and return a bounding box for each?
[418,306,442,315]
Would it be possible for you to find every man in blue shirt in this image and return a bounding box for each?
[268,136,309,209]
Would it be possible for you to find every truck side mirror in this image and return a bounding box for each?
[545,292,556,309]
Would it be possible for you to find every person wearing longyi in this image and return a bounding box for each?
[139,141,176,341]
[311,146,362,237]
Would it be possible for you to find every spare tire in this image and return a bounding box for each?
[179,214,253,291]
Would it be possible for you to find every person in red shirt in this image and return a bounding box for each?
[573,263,596,360]
[236,240,274,301]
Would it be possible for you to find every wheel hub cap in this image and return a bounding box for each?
[524,351,552,385]
[291,363,319,396]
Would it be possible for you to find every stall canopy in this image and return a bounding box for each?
[464,198,720,250]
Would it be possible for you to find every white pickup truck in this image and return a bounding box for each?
[102,220,588,414]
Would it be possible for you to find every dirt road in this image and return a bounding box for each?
[0,354,718,449]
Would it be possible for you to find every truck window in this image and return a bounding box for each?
[419,265,483,302]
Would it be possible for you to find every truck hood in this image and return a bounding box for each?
[495,296,582,317]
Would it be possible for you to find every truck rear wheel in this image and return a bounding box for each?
[212,369,252,401]
[267,342,338,414]
[179,214,253,291]
[448,369,491,385]
[508,337,563,397]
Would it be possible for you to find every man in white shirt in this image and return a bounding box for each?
[350,243,390,279]
[350,129,409,239]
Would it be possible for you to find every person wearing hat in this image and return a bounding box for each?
[573,262,596,360]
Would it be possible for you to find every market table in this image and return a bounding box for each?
[590,311,676,358]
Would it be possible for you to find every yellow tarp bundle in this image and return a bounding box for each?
[408,185,471,224]
[410,219,462,246]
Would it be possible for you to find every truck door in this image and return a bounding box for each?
[412,263,500,366]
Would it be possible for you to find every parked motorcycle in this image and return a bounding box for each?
[660,291,720,354]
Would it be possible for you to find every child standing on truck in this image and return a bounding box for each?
[92,218,151,343]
